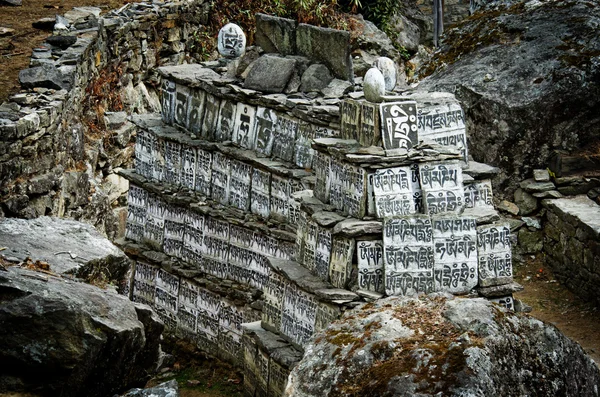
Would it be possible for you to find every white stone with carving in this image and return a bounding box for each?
[218,23,246,59]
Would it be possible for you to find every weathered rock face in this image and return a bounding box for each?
[0,216,131,287]
[121,380,179,397]
[0,266,164,396]
[419,0,600,197]
[286,295,600,397]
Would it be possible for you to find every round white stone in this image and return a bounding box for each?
[218,23,246,59]
[363,67,386,103]
[373,56,397,91]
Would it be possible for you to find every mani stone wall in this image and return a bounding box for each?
[120,60,518,395]
[543,195,600,306]
[0,0,212,236]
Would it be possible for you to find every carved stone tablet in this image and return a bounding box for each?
[329,237,355,289]
[373,166,416,218]
[201,93,221,141]
[181,145,196,191]
[417,101,467,162]
[144,194,166,248]
[229,159,252,211]
[254,107,278,157]
[344,165,367,218]
[357,240,385,294]
[165,140,182,187]
[232,103,257,149]
[163,204,188,259]
[161,79,176,125]
[315,227,332,282]
[359,101,382,147]
[126,184,147,242]
[216,100,237,142]
[251,168,271,219]
[272,114,298,162]
[464,179,494,209]
[174,84,191,128]
[187,88,206,135]
[218,23,246,59]
[340,99,361,140]
[195,148,212,197]
[313,152,331,204]
[270,175,289,221]
[379,101,418,154]
[294,121,315,169]
[211,152,231,206]
[420,161,465,215]
[477,223,513,287]
[132,261,157,307]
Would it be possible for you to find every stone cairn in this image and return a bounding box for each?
[119,16,518,397]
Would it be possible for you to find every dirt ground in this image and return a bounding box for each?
[514,255,600,366]
[0,0,123,103]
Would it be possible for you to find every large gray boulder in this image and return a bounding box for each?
[0,266,164,396]
[419,0,600,197]
[286,295,600,396]
[244,54,297,93]
[0,217,131,288]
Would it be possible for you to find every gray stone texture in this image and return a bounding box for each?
[18,64,65,90]
[420,0,600,198]
[122,380,179,397]
[296,24,353,82]
[299,63,333,93]
[514,188,538,216]
[0,217,130,282]
[244,55,297,93]
[543,195,600,305]
[255,13,297,56]
[0,266,163,397]
[286,295,600,397]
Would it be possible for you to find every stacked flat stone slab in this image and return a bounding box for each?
[122,61,517,396]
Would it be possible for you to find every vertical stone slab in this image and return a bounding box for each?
[344,165,367,219]
[255,13,297,55]
[270,175,289,221]
[201,93,221,141]
[229,159,252,211]
[196,287,221,356]
[174,84,191,128]
[477,223,513,287]
[181,145,196,191]
[366,173,376,217]
[303,218,319,274]
[359,100,382,147]
[187,88,206,135]
[151,133,166,182]
[243,334,259,397]
[383,216,435,296]
[203,215,230,264]
[232,102,257,149]
[373,166,416,218]
[177,278,199,339]
[211,152,231,206]
[416,100,468,162]
[144,193,167,249]
[410,163,424,213]
[161,79,176,125]
[262,272,287,333]
[329,237,355,289]
[277,240,296,260]
[272,114,298,163]
[294,210,308,265]
[315,126,339,139]
[281,283,317,348]
[215,99,237,142]
[268,360,291,397]
[315,227,332,282]
[134,128,153,179]
[379,101,418,154]
[431,215,478,294]
[155,268,179,330]
[165,140,182,187]
[464,179,494,209]
[329,158,345,213]
[163,204,187,259]
[296,23,353,82]
[340,99,361,140]
[419,161,465,215]
[294,121,315,169]
[182,210,204,267]
[132,261,158,306]
[357,240,385,294]
[254,106,278,157]
[313,151,331,204]
[251,168,271,218]
[314,302,341,334]
[194,148,212,197]
[126,184,147,242]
